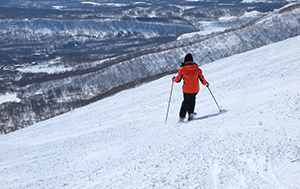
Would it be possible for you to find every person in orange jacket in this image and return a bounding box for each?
[173,53,209,122]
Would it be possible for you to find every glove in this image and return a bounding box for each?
[172,76,175,82]
[206,82,209,88]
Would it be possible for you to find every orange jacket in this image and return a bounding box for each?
[174,62,207,93]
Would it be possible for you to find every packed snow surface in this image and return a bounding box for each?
[1,36,300,188]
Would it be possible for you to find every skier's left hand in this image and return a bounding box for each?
[172,76,175,82]
[206,82,209,88]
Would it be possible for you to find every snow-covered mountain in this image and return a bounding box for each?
[0,0,293,8]
[241,0,295,3]
[1,0,300,133]
[0,35,299,188]
[1,1,280,67]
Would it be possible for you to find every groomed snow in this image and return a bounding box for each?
[0,36,300,188]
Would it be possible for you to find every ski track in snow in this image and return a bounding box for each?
[1,36,300,188]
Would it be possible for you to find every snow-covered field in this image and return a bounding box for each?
[16,57,73,74]
[0,93,21,104]
[1,36,300,188]
[177,10,263,40]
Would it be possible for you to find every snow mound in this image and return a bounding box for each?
[0,36,300,188]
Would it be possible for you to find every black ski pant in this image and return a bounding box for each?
[179,93,197,119]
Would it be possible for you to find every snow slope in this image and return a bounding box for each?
[0,36,300,188]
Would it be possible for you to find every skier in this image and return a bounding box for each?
[173,53,209,122]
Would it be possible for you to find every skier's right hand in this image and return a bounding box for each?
[172,76,175,82]
[206,82,209,88]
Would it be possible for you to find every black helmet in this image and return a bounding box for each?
[184,53,193,62]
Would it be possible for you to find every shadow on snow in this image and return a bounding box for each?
[193,109,228,121]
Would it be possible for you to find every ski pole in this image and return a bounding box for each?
[207,86,221,112]
[165,79,174,123]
